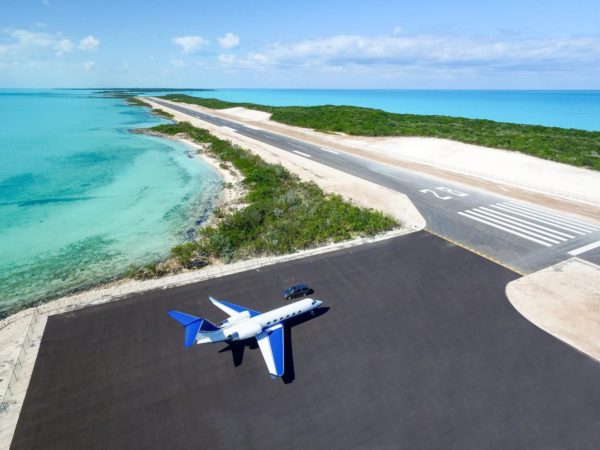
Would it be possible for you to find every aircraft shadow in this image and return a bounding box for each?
[218,306,329,384]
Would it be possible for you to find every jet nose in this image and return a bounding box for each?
[316,300,323,307]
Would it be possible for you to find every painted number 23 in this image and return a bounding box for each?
[419,186,469,200]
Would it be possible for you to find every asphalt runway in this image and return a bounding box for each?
[12,232,600,449]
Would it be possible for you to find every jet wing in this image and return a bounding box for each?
[209,296,261,317]
[256,324,285,378]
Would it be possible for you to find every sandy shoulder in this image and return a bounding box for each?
[506,258,600,362]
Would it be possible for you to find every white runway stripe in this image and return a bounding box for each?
[465,210,561,244]
[491,204,588,235]
[221,126,237,133]
[473,208,568,241]
[292,150,312,158]
[320,147,341,155]
[498,203,593,234]
[244,125,260,130]
[479,205,576,239]
[458,212,553,247]
[504,202,598,231]
[568,240,600,256]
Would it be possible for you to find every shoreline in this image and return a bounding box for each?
[0,129,239,321]
[134,128,246,229]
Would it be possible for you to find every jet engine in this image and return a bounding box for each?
[226,322,262,340]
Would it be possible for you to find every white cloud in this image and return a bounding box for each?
[218,33,240,49]
[225,32,600,75]
[0,29,102,67]
[82,61,95,71]
[55,39,74,55]
[218,54,236,64]
[78,36,100,52]
[8,29,73,52]
[172,35,208,54]
[171,58,185,67]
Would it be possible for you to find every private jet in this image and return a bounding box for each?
[168,296,323,378]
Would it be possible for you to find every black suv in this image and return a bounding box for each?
[282,283,313,300]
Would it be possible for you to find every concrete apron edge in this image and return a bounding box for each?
[505,257,600,363]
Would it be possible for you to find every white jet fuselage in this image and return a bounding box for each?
[196,298,321,344]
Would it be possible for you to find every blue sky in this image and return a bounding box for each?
[2,0,600,88]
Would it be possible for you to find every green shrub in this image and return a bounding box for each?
[150,121,397,263]
[153,108,174,119]
[170,242,201,268]
[126,97,150,107]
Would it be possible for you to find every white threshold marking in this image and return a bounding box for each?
[473,208,568,242]
[568,240,600,256]
[477,207,575,239]
[221,126,237,133]
[320,147,340,155]
[491,204,587,235]
[292,150,312,158]
[506,202,600,230]
[504,202,598,232]
[458,211,553,247]
[464,210,560,244]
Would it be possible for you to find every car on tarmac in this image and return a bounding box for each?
[282,283,313,300]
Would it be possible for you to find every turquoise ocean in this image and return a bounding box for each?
[179,89,600,131]
[0,89,221,317]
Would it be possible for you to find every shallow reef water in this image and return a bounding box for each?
[0,89,221,316]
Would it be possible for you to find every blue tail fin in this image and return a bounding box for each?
[167,310,220,347]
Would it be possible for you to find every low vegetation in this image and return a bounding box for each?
[162,94,600,171]
[126,122,396,279]
[125,96,151,107]
[126,97,173,119]
[152,108,174,119]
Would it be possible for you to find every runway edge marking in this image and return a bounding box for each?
[425,228,524,276]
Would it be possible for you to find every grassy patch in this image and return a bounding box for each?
[126,96,151,107]
[126,97,174,119]
[127,121,396,276]
[162,94,600,171]
[152,108,174,119]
